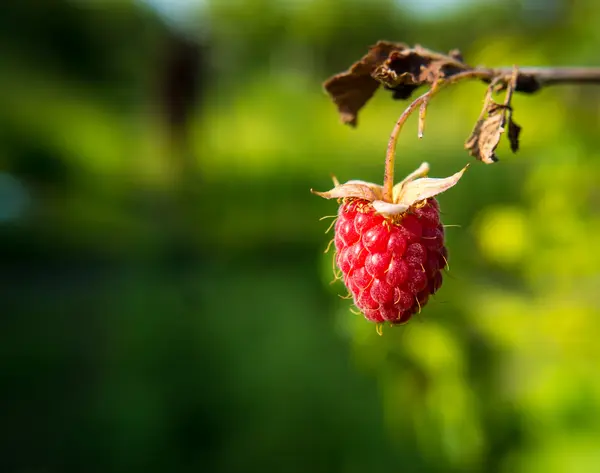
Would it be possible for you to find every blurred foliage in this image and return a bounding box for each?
[2,0,600,472]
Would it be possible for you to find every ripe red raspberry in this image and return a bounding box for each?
[334,197,446,324]
[312,162,466,326]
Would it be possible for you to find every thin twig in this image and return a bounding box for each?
[412,44,600,87]
[403,47,600,92]
[497,66,600,86]
[394,46,600,89]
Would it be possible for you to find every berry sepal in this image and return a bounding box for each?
[311,162,468,215]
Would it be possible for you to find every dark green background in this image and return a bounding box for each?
[2,1,600,472]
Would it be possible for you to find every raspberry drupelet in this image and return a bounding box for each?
[312,162,466,325]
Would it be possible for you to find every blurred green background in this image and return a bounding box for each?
[2,0,600,472]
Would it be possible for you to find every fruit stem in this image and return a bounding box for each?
[383,91,430,202]
[382,69,492,203]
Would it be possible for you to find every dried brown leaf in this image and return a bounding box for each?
[466,67,522,163]
[323,43,471,126]
[323,41,408,126]
[372,49,466,100]
[465,102,505,164]
[465,101,522,163]
[372,49,429,87]
[508,116,522,152]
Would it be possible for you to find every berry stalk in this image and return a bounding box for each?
[382,70,492,202]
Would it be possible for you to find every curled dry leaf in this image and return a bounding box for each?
[323,41,408,126]
[371,49,432,98]
[465,82,522,164]
[372,48,466,94]
[465,102,505,164]
[507,118,522,153]
[324,42,468,126]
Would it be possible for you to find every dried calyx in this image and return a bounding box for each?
[311,162,467,217]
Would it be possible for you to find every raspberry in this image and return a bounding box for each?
[312,162,467,326]
[334,197,445,324]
